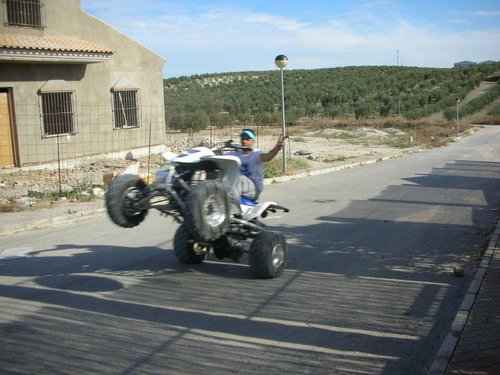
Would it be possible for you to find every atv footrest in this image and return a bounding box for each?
[268,204,289,213]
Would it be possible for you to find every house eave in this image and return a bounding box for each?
[0,48,112,63]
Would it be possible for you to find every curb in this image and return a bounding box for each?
[264,152,414,185]
[427,218,500,374]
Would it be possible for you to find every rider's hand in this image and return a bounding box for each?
[277,134,285,150]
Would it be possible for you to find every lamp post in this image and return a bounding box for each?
[275,54,288,173]
[456,99,460,136]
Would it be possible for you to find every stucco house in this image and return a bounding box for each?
[0,0,166,167]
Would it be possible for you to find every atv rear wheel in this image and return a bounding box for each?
[249,231,287,278]
[186,180,230,241]
[106,174,148,228]
[173,225,208,264]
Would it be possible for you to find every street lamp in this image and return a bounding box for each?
[275,54,288,173]
[456,99,460,136]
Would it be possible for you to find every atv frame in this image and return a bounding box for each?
[105,141,289,278]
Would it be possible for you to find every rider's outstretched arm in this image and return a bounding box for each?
[260,134,284,162]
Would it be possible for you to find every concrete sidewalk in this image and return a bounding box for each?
[429,219,500,375]
[0,199,105,237]
[1,199,499,375]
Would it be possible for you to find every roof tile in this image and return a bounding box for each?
[0,34,115,54]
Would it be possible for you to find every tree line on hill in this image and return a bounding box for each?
[163,63,500,132]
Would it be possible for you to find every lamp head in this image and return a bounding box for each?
[275,54,288,69]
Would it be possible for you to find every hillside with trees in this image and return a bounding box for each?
[164,63,500,132]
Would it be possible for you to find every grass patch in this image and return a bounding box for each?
[325,133,356,141]
[0,179,102,212]
[479,106,500,124]
[324,155,350,163]
[43,180,100,202]
[488,106,500,115]
[378,137,413,149]
[480,115,500,125]
[0,199,22,213]
[264,157,310,178]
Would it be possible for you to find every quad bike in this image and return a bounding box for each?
[105,140,290,279]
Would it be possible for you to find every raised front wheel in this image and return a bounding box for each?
[105,174,148,228]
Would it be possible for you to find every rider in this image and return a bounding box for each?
[227,129,284,201]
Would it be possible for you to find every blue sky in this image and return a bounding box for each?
[80,0,500,78]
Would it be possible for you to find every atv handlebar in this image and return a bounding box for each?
[213,140,253,153]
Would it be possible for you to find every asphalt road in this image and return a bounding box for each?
[1,126,499,374]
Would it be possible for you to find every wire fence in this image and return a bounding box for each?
[0,102,283,211]
[6,102,166,167]
[164,123,281,153]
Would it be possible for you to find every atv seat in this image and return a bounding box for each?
[240,196,257,206]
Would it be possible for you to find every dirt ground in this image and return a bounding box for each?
[280,126,420,170]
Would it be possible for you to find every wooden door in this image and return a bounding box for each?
[0,92,15,167]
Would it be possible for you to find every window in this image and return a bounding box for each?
[112,89,140,128]
[5,0,43,28]
[40,91,76,136]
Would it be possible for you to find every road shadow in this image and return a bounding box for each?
[277,159,500,373]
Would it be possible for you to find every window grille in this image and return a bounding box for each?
[5,0,43,28]
[112,89,140,128]
[40,91,76,136]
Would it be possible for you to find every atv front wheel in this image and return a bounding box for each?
[249,231,287,279]
[106,174,148,228]
[186,180,230,241]
[173,225,208,264]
